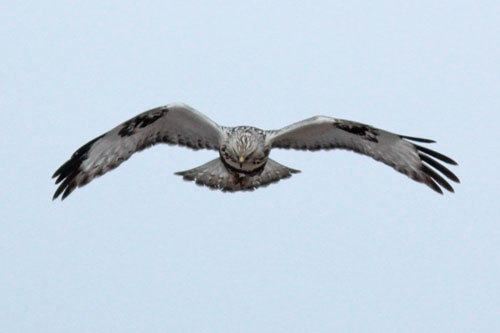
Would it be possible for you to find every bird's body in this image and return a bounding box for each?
[52,103,459,200]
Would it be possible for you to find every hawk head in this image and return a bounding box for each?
[220,128,270,173]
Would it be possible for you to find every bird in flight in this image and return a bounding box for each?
[52,103,459,200]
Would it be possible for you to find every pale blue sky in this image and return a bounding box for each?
[1,1,499,332]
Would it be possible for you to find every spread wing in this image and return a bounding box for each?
[265,116,460,194]
[52,103,224,200]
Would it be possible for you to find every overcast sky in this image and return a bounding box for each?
[1,1,499,332]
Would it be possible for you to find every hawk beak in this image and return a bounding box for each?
[239,156,245,163]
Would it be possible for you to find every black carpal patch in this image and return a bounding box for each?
[333,121,379,143]
[118,109,168,137]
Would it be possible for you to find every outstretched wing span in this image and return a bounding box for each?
[266,116,459,194]
[52,103,223,200]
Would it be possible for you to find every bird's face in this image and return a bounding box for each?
[220,133,270,172]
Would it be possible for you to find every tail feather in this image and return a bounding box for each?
[175,158,300,192]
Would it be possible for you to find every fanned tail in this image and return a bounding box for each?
[175,158,300,192]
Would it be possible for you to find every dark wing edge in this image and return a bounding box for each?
[52,103,223,200]
[266,116,460,194]
[398,136,459,194]
[52,133,105,200]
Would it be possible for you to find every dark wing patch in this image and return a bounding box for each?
[399,138,460,194]
[333,121,379,143]
[118,109,168,137]
[52,134,105,200]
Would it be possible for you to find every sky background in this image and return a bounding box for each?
[1,1,499,332]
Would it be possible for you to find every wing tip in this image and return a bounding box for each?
[52,134,105,201]
[413,144,457,165]
[426,177,444,194]
[400,135,436,144]
[52,186,64,201]
[52,178,75,201]
[421,165,455,193]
